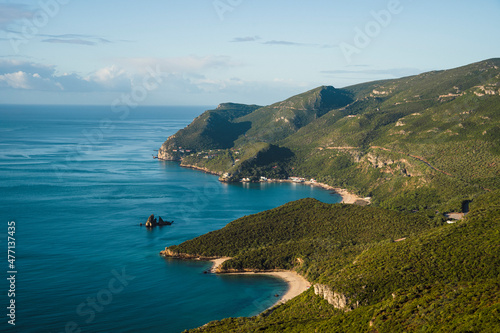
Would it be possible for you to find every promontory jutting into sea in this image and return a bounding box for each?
[1,57,499,332]
[0,105,343,332]
[153,58,500,332]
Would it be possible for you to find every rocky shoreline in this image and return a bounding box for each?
[179,163,223,177]
[159,249,271,274]
[160,248,220,262]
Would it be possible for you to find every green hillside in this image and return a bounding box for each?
[176,191,500,333]
[234,86,354,144]
[158,103,260,160]
[166,198,438,273]
[157,59,500,332]
[158,58,500,212]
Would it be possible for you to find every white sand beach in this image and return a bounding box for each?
[210,258,311,308]
[210,257,232,273]
[266,179,370,205]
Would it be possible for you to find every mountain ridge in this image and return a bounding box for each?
[159,58,500,212]
[158,58,500,332]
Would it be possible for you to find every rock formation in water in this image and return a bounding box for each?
[144,214,173,227]
[145,214,157,227]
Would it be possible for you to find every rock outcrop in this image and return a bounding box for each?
[144,214,172,227]
[158,145,178,161]
[145,214,157,227]
[313,284,359,311]
[160,247,217,261]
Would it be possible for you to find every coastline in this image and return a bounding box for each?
[210,258,311,310]
[159,159,370,206]
[180,163,223,177]
[263,179,371,205]
[158,160,368,312]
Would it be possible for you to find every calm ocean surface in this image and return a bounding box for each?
[0,105,341,333]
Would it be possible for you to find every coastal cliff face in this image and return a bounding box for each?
[313,284,359,311]
[160,247,198,259]
[158,138,180,161]
[158,147,175,160]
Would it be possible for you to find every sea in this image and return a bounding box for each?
[0,105,341,333]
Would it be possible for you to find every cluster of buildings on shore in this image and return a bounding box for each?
[288,177,317,183]
[171,147,192,154]
[239,176,318,183]
[172,147,230,160]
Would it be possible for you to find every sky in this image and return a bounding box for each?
[0,0,499,106]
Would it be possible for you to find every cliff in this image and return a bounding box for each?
[313,284,359,311]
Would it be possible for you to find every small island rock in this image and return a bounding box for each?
[144,214,172,227]
[145,214,158,228]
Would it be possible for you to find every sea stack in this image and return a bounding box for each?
[144,214,172,227]
[158,216,173,226]
[145,214,157,228]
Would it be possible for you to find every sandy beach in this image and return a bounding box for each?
[210,257,232,273]
[210,258,311,308]
[267,179,370,205]
[332,187,370,205]
[176,162,370,206]
[305,182,370,205]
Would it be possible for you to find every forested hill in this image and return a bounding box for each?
[159,58,500,212]
[166,191,500,332]
[164,198,439,272]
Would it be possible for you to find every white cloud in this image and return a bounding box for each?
[0,59,55,76]
[0,70,62,90]
[0,71,30,89]
[90,66,126,82]
[0,60,131,92]
[0,56,311,105]
[85,65,130,90]
[0,56,239,95]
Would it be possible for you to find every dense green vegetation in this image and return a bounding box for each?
[168,198,438,273]
[157,61,500,331]
[189,281,500,332]
[234,86,354,144]
[160,59,500,212]
[180,191,500,332]
[158,103,260,159]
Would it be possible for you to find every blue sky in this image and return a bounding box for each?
[0,0,499,106]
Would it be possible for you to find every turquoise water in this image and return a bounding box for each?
[0,105,341,333]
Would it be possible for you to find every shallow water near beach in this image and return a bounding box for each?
[0,105,341,333]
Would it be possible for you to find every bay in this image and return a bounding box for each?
[0,105,341,333]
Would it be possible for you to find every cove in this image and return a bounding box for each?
[0,105,341,332]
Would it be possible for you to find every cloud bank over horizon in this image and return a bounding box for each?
[0,0,499,105]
